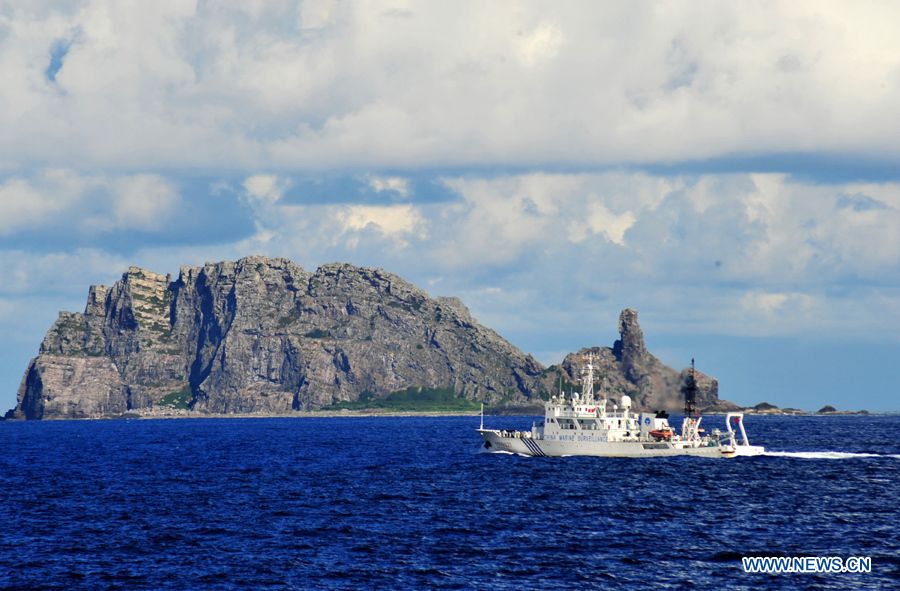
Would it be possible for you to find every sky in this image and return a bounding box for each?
[1,0,899,412]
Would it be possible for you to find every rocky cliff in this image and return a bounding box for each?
[10,258,545,419]
[8,258,724,418]
[544,309,720,412]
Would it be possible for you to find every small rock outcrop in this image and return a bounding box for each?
[544,309,722,411]
[701,399,743,413]
[753,402,779,411]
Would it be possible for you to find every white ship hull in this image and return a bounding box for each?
[478,429,765,458]
[477,354,765,459]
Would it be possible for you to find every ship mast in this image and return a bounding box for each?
[581,352,595,404]
[683,357,698,417]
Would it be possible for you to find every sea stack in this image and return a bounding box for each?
[613,308,648,382]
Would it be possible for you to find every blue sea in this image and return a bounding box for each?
[1,415,898,590]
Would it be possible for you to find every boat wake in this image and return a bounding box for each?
[478,448,518,456]
[764,451,900,460]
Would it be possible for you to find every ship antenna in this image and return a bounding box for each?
[480,402,484,430]
[590,353,595,402]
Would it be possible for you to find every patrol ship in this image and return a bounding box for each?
[478,355,764,458]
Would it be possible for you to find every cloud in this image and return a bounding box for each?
[6,168,899,342]
[415,171,900,341]
[434,173,575,267]
[299,0,338,30]
[0,176,74,235]
[215,168,900,342]
[432,172,674,267]
[0,170,181,236]
[741,291,810,317]
[3,2,900,171]
[367,175,410,198]
[243,174,287,202]
[338,204,425,243]
[235,173,427,254]
[100,175,179,231]
[515,23,565,67]
[569,203,636,246]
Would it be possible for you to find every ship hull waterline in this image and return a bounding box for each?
[478,429,765,458]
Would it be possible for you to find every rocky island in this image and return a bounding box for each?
[736,403,869,416]
[8,256,725,419]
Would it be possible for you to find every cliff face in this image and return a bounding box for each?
[547,309,719,412]
[9,259,723,419]
[11,257,544,418]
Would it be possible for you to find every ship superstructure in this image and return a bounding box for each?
[478,354,764,458]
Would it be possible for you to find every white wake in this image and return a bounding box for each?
[764,451,900,459]
[478,448,519,456]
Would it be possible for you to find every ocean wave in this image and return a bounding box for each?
[764,451,900,459]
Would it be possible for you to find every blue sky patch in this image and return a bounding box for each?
[45,39,71,83]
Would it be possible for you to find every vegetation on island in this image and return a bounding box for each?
[323,386,481,412]
[159,386,192,410]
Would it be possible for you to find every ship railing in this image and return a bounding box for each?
[499,429,533,439]
[553,410,630,420]
[725,413,751,446]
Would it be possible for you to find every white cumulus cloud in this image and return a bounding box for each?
[2,2,900,170]
[338,204,426,247]
[0,170,181,235]
[367,175,410,198]
[243,174,287,202]
[569,203,637,246]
